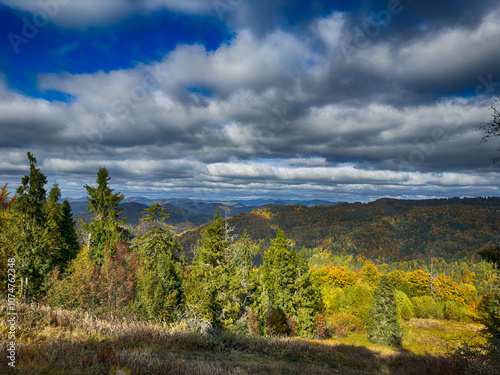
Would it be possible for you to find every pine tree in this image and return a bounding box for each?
[44,184,80,272]
[262,230,298,315]
[136,203,184,322]
[190,211,236,328]
[14,153,51,298]
[0,184,18,296]
[235,230,255,309]
[57,200,80,271]
[80,167,128,260]
[367,275,403,347]
[294,247,320,338]
[478,247,500,362]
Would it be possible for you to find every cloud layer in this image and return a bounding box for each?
[1,1,500,201]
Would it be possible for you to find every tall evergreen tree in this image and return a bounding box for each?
[57,200,80,271]
[190,211,236,328]
[0,184,18,296]
[14,152,51,298]
[136,203,184,322]
[262,230,299,315]
[478,247,500,362]
[80,167,128,260]
[367,275,403,347]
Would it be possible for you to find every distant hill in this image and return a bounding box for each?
[69,197,339,231]
[177,197,500,261]
[73,202,212,235]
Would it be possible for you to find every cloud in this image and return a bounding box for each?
[1,4,500,200]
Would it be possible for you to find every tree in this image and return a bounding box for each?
[477,98,500,162]
[367,275,403,347]
[135,203,184,322]
[44,184,80,272]
[189,211,236,328]
[14,152,51,298]
[80,167,128,260]
[0,184,17,296]
[57,200,80,270]
[261,230,319,337]
[477,246,500,362]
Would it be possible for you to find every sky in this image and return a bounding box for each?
[1,0,500,202]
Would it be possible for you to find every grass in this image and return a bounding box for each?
[0,300,489,375]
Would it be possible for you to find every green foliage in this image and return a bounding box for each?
[80,167,129,259]
[13,153,52,297]
[260,230,319,337]
[0,184,18,296]
[338,284,373,325]
[477,246,500,362]
[135,203,184,322]
[395,290,414,321]
[412,296,443,319]
[189,212,236,328]
[367,276,403,347]
[45,241,138,310]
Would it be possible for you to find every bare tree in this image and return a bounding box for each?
[477,98,500,163]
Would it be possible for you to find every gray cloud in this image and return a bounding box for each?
[1,4,500,200]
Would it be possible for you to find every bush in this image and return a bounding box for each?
[412,296,443,319]
[395,290,414,321]
[442,300,470,322]
[325,312,365,336]
[338,284,373,326]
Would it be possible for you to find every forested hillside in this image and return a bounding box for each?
[178,197,500,261]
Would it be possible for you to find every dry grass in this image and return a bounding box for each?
[0,300,487,375]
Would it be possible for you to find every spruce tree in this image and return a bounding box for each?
[294,247,319,338]
[57,200,80,271]
[367,275,403,347]
[136,203,184,321]
[262,230,298,315]
[478,247,500,362]
[80,167,128,260]
[14,152,51,298]
[0,184,18,296]
[190,211,236,328]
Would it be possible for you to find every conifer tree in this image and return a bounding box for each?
[367,275,403,347]
[0,184,18,295]
[190,211,236,328]
[80,167,128,260]
[294,247,320,337]
[136,203,184,321]
[57,200,80,271]
[262,230,298,315]
[478,247,500,362]
[14,152,51,298]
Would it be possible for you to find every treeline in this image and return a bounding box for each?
[179,198,500,262]
[1,153,499,356]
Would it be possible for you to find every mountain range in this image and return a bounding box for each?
[69,197,337,234]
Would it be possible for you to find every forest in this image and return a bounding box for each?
[1,152,499,374]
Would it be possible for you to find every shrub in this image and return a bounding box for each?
[412,296,443,319]
[325,312,365,336]
[442,300,469,322]
[395,290,414,321]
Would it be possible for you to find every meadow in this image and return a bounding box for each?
[0,300,487,375]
